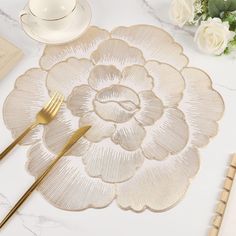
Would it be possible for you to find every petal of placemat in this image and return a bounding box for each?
[116,147,199,212]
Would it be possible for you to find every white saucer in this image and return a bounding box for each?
[20,0,91,45]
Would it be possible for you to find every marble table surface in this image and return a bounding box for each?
[0,0,236,235]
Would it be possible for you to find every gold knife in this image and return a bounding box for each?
[0,125,91,229]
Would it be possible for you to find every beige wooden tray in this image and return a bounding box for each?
[209,155,236,236]
[0,37,23,80]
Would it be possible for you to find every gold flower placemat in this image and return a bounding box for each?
[3,25,224,212]
[0,37,23,80]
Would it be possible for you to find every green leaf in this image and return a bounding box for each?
[224,35,236,54]
[222,12,236,30]
[208,0,236,17]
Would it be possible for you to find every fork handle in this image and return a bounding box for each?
[0,153,61,229]
[0,122,38,161]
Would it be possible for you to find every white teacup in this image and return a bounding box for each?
[20,0,79,31]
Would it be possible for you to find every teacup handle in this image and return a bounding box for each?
[20,9,37,27]
[20,9,29,25]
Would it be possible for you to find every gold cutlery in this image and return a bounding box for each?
[0,125,91,229]
[0,92,64,161]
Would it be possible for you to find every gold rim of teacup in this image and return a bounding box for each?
[28,0,78,21]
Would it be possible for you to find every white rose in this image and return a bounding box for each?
[169,0,195,27]
[194,18,235,55]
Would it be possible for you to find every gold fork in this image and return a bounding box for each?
[0,125,91,229]
[0,92,64,161]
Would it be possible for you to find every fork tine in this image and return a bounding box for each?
[43,92,59,111]
[44,92,61,112]
[47,94,64,117]
[43,93,59,112]
[48,98,63,118]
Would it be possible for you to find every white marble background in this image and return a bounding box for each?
[0,0,235,235]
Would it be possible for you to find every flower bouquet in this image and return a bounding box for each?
[169,0,236,55]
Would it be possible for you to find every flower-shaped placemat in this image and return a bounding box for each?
[3,25,224,212]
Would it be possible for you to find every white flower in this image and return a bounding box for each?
[169,0,195,27]
[194,18,235,55]
[194,0,203,14]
